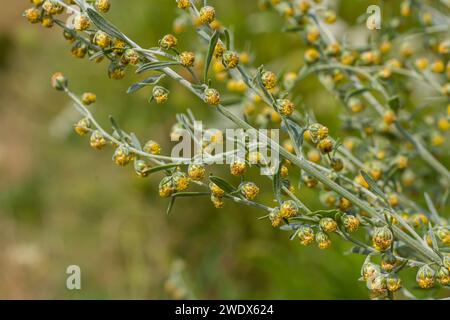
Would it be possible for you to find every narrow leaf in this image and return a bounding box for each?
[284,118,304,147]
[427,223,440,253]
[166,197,175,215]
[224,29,231,50]
[282,26,304,32]
[256,66,276,104]
[289,228,301,241]
[344,87,369,102]
[309,209,340,218]
[209,175,236,193]
[360,170,387,202]
[394,123,417,146]
[279,224,301,231]
[130,133,142,150]
[136,61,180,74]
[424,193,442,224]
[89,48,114,61]
[127,74,165,94]
[109,115,125,140]
[388,95,400,111]
[272,163,282,202]
[142,163,180,175]
[203,30,220,83]
[297,66,310,81]
[86,8,126,41]
[171,192,211,198]
[350,246,373,255]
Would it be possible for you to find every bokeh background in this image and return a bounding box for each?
[0,0,427,299]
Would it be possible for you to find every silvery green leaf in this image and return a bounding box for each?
[127,74,166,94]
[289,228,301,240]
[272,163,282,203]
[220,95,244,106]
[388,95,400,111]
[424,193,442,224]
[86,8,126,41]
[310,209,340,218]
[282,26,304,32]
[279,224,301,231]
[394,122,416,146]
[360,170,387,202]
[256,66,276,104]
[297,65,310,81]
[344,87,369,102]
[130,133,142,150]
[89,49,113,61]
[171,192,211,198]
[224,29,231,50]
[203,30,220,83]
[136,61,180,74]
[350,246,372,255]
[166,197,175,215]
[284,118,304,147]
[209,175,236,193]
[392,259,409,273]
[109,115,125,140]
[427,223,441,254]
[142,163,179,175]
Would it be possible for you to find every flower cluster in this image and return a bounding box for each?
[25,0,450,299]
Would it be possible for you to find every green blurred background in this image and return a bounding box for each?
[0,0,395,299]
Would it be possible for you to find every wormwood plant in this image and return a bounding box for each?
[24,0,450,299]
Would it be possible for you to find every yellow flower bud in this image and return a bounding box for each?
[279,200,298,218]
[361,262,380,281]
[152,86,169,104]
[416,265,435,289]
[73,14,90,31]
[143,140,161,155]
[74,118,91,136]
[372,226,394,252]
[209,182,225,197]
[173,172,189,192]
[93,30,111,49]
[188,164,206,181]
[176,0,190,9]
[24,7,41,24]
[320,218,338,233]
[298,226,315,246]
[121,49,140,66]
[113,146,132,166]
[269,208,283,228]
[95,0,111,13]
[316,231,331,249]
[277,99,296,116]
[51,72,68,91]
[261,71,277,90]
[241,182,259,200]
[160,34,178,50]
[82,92,97,105]
[342,214,360,233]
[222,50,240,69]
[230,158,246,176]
[317,138,334,154]
[204,88,220,105]
[179,51,196,67]
[159,176,175,198]
[199,6,216,24]
[90,130,107,150]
